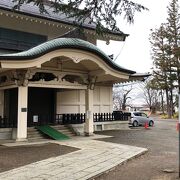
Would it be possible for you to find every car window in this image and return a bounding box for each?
[133,112,141,116]
[141,113,147,117]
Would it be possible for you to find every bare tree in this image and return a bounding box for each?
[113,86,132,111]
[140,81,160,113]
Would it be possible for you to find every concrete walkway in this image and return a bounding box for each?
[0,136,147,180]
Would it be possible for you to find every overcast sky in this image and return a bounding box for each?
[97,0,171,73]
[97,0,172,105]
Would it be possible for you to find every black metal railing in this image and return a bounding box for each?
[93,113,114,122]
[0,116,16,128]
[0,112,131,128]
[93,112,130,122]
[56,112,131,124]
[113,112,131,121]
[55,113,86,125]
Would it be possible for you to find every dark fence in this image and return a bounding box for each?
[93,112,131,122]
[0,112,131,128]
[55,113,85,125]
[0,116,16,128]
[113,111,131,121]
[56,112,131,124]
[93,113,114,122]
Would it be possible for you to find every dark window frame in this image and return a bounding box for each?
[0,27,47,51]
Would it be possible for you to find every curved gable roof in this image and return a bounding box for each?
[0,38,135,74]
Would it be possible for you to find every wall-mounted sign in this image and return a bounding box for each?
[33,115,38,123]
[21,108,27,112]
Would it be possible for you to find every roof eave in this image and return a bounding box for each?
[129,73,151,81]
[0,38,135,74]
[0,6,127,41]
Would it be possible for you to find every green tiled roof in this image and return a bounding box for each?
[0,38,135,74]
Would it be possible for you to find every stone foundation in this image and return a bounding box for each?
[69,121,130,136]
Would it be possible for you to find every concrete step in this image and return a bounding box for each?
[28,135,50,140]
[51,126,76,137]
[28,131,75,138]
[27,131,43,135]
[28,138,50,142]
[27,127,49,140]
[53,131,75,137]
[28,134,49,139]
[27,128,39,132]
[28,137,50,141]
[27,134,45,138]
[50,126,69,130]
[53,129,72,134]
[28,132,45,137]
[27,125,76,140]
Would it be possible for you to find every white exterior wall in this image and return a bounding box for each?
[56,86,113,114]
[93,86,113,113]
[56,89,85,114]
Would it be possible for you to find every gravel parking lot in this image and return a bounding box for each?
[94,118,179,180]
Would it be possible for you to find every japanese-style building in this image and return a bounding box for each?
[0,0,149,141]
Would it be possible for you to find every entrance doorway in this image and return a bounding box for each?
[4,88,18,127]
[28,87,56,126]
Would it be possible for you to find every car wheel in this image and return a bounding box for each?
[133,121,138,127]
[149,120,154,127]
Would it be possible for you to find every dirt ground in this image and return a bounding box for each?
[0,143,79,173]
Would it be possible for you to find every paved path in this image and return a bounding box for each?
[0,137,147,180]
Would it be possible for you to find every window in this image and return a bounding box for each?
[133,112,141,116]
[0,27,47,51]
[141,113,147,117]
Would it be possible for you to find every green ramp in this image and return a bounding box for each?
[36,125,70,140]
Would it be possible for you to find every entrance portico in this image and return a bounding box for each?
[0,38,148,141]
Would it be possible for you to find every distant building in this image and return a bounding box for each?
[127,104,150,112]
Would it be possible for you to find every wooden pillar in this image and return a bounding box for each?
[84,89,94,136]
[16,86,28,141]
